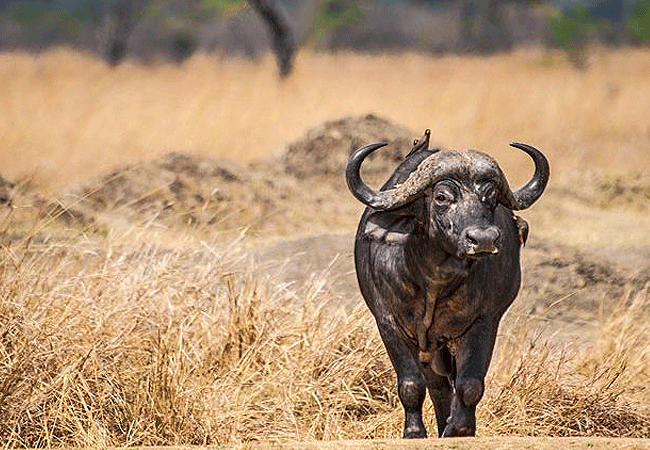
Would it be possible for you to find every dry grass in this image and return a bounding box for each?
[0,223,648,447]
[1,47,650,447]
[1,47,650,191]
[483,291,650,437]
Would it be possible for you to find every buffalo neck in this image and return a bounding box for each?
[405,227,469,301]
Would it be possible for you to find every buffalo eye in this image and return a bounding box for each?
[432,183,456,206]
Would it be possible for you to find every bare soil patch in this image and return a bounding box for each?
[244,437,650,450]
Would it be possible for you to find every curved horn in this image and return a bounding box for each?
[504,142,550,210]
[346,143,399,210]
[346,141,441,211]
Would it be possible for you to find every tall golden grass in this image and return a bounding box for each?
[0,225,648,447]
[1,47,650,191]
[2,47,650,447]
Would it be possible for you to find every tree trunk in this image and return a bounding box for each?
[248,0,296,77]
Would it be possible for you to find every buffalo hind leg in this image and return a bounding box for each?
[376,318,427,438]
[442,318,498,437]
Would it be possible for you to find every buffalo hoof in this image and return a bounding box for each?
[441,423,474,437]
[403,425,427,439]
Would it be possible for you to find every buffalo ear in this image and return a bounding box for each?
[364,217,412,244]
[497,184,519,211]
[363,199,424,244]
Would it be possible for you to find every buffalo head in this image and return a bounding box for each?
[346,132,549,260]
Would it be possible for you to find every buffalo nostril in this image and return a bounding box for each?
[464,227,500,255]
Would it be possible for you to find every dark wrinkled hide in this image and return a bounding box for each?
[346,132,549,438]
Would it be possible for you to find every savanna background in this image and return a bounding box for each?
[1,0,649,448]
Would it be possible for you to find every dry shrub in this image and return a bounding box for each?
[482,287,650,437]
[0,234,400,447]
[0,228,648,446]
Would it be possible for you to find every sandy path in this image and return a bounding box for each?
[155,437,650,450]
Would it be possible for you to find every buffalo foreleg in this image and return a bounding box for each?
[424,370,453,437]
[376,317,428,438]
[442,318,498,437]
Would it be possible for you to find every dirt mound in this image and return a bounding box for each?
[280,114,418,180]
[63,115,425,235]
[0,174,13,206]
[519,240,650,324]
[69,152,282,232]
[554,171,650,211]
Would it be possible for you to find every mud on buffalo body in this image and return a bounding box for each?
[346,130,550,438]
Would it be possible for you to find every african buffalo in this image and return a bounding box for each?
[346,130,549,438]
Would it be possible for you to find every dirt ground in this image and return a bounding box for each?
[146,437,650,450]
[242,437,650,450]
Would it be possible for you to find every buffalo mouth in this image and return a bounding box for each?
[465,246,499,258]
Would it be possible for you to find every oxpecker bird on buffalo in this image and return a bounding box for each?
[346,129,549,438]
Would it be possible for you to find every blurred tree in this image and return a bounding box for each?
[550,4,603,67]
[248,0,295,77]
[458,0,509,52]
[591,0,627,43]
[98,0,295,75]
[101,0,148,65]
[169,28,196,62]
[0,0,102,47]
[3,0,648,67]
[408,0,549,52]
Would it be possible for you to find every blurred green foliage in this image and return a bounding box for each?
[628,0,650,43]
[199,0,246,16]
[550,1,650,48]
[549,5,604,49]
[142,0,246,23]
[2,0,650,64]
[0,0,102,28]
[312,0,364,34]
[0,0,248,26]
